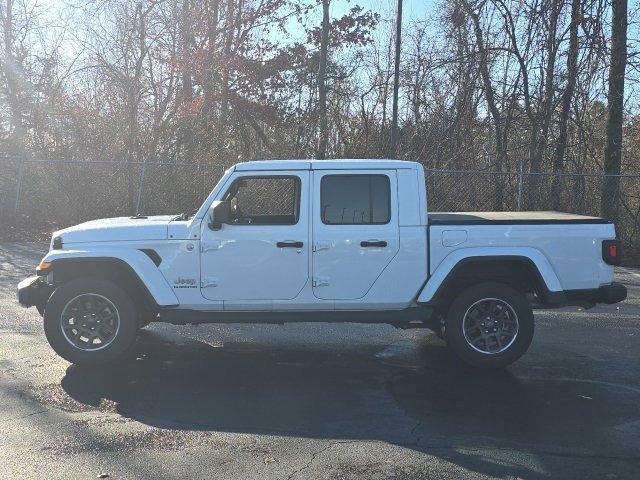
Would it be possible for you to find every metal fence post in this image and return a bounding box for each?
[516,160,524,211]
[14,158,25,214]
[135,159,147,215]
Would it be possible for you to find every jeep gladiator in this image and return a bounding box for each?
[18,160,627,368]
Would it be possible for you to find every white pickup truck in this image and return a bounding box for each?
[18,159,627,368]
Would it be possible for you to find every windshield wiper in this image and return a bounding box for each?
[172,211,195,221]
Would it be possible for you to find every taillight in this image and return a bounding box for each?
[602,239,622,265]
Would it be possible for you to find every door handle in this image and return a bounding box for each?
[277,241,304,248]
[360,240,387,248]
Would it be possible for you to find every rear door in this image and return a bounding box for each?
[312,170,399,300]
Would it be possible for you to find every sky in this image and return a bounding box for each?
[329,0,436,22]
[43,0,440,56]
[301,0,438,38]
[44,0,438,26]
[267,0,440,60]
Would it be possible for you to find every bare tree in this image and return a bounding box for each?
[551,0,580,207]
[316,0,330,160]
[461,0,506,208]
[3,0,639,258]
[602,0,628,220]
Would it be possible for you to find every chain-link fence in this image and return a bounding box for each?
[1,158,228,224]
[2,158,639,251]
[424,168,640,248]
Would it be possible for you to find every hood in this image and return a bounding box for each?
[54,215,176,245]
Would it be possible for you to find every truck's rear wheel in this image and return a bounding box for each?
[43,278,138,366]
[445,282,534,368]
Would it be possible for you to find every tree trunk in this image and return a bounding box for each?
[389,0,403,158]
[602,0,627,221]
[1,0,29,213]
[316,0,330,160]
[203,0,220,128]
[1,0,21,135]
[181,0,193,105]
[180,0,195,163]
[527,0,560,210]
[463,0,505,209]
[218,0,237,138]
[127,3,145,214]
[551,0,580,209]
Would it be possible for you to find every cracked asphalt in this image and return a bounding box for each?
[1,242,640,479]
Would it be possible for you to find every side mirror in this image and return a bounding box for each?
[208,200,230,230]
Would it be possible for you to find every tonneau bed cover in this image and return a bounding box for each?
[428,211,610,225]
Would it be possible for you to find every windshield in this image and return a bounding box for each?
[192,167,236,220]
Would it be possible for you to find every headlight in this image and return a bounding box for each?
[36,261,52,275]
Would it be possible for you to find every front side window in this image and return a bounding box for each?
[224,176,300,225]
[321,174,391,225]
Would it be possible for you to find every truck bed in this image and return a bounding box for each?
[428,211,610,225]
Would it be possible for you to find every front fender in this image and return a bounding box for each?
[417,247,563,303]
[42,247,179,306]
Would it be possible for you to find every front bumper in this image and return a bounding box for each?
[17,276,53,309]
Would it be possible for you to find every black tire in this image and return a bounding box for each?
[431,314,448,342]
[43,278,139,366]
[137,306,158,329]
[138,315,158,329]
[138,319,152,329]
[445,282,534,369]
[433,327,446,340]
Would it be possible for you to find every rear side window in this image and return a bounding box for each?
[321,175,391,225]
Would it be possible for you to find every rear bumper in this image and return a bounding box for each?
[546,282,627,307]
[17,276,53,309]
[594,282,628,304]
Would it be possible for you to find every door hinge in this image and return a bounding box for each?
[312,276,330,287]
[201,240,222,253]
[201,276,218,288]
[313,242,330,252]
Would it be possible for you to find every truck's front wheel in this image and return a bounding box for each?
[445,282,534,369]
[43,278,138,366]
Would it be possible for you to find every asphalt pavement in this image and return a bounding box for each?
[1,242,639,479]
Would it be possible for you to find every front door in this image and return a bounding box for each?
[312,170,400,300]
[200,171,309,304]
